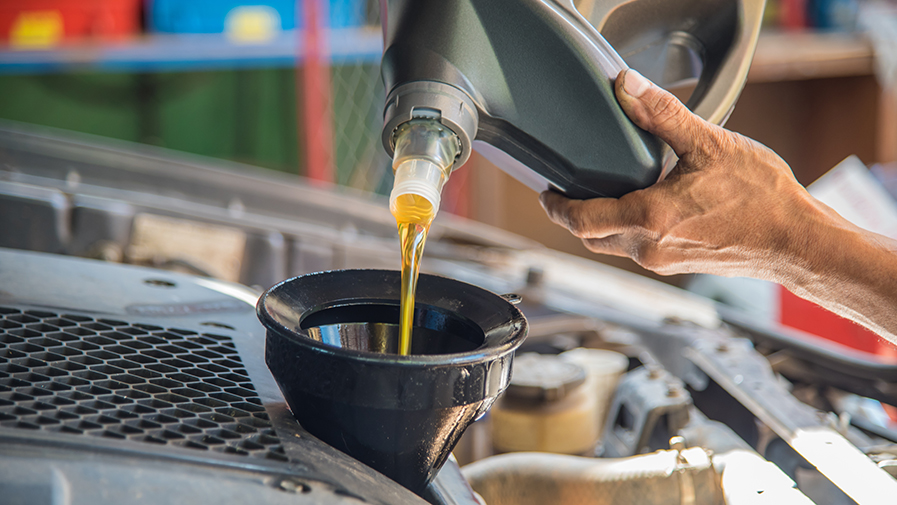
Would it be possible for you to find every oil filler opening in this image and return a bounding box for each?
[300,302,485,356]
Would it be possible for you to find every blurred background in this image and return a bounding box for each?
[0,0,895,278]
[4,2,897,490]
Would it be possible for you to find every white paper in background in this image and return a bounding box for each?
[808,155,897,240]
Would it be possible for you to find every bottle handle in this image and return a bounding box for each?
[585,0,766,127]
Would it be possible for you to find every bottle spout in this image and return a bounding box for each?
[390,158,445,220]
[389,119,461,223]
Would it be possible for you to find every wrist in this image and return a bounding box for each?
[758,191,835,289]
[772,196,897,339]
[774,198,853,291]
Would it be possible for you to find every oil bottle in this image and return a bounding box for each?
[379,0,765,198]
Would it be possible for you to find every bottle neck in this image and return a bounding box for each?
[389,119,460,219]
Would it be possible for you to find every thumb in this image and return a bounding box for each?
[615,69,707,158]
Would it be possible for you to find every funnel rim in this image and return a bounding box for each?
[257,268,527,366]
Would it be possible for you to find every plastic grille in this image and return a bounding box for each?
[0,307,287,461]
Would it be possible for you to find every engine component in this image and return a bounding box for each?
[462,447,720,505]
[0,120,537,290]
[5,120,897,504]
[602,366,692,457]
[491,353,598,455]
[559,348,630,436]
[686,335,897,504]
[715,450,815,504]
[463,440,816,504]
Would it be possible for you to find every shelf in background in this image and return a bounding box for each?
[0,27,383,74]
[748,30,874,83]
[0,28,876,81]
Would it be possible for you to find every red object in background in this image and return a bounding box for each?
[298,0,334,185]
[0,0,140,47]
[779,285,897,358]
[779,0,808,30]
[779,286,897,421]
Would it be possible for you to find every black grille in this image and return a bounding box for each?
[0,307,287,461]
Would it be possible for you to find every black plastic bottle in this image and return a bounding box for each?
[379,0,764,208]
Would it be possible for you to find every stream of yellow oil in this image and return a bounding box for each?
[392,193,437,355]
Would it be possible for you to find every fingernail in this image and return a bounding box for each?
[623,69,651,98]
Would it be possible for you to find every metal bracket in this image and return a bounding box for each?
[601,366,692,457]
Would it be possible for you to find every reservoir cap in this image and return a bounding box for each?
[506,353,586,402]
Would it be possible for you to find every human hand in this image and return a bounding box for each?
[539,69,897,341]
[539,69,830,283]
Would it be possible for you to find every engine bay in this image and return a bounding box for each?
[3,120,897,504]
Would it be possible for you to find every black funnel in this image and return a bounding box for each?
[258,269,527,495]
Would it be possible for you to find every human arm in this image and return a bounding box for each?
[539,69,897,344]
